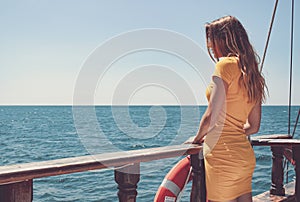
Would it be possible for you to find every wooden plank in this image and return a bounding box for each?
[253,181,295,202]
[251,134,291,140]
[0,180,32,202]
[0,144,202,185]
[251,134,291,146]
[251,139,300,147]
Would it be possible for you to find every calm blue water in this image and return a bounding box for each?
[0,106,300,201]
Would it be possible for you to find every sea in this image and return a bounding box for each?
[0,105,300,202]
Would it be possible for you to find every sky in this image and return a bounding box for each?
[0,0,299,105]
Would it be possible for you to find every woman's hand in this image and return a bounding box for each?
[192,135,206,144]
[184,136,195,144]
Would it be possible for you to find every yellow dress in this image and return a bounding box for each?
[204,57,256,201]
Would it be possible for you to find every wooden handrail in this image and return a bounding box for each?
[251,134,300,201]
[0,144,202,185]
[0,136,296,182]
[1,134,300,202]
[251,134,293,146]
[251,139,300,146]
[251,134,291,139]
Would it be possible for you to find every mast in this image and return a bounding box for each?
[288,0,294,136]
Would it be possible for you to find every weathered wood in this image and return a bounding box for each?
[293,146,300,201]
[190,153,206,202]
[251,138,300,147]
[251,134,291,140]
[0,144,202,185]
[0,134,299,202]
[270,146,285,196]
[253,181,295,202]
[251,134,291,147]
[0,180,32,202]
[115,163,140,202]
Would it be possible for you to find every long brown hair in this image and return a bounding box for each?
[205,15,267,103]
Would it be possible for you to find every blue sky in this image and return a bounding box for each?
[0,0,299,105]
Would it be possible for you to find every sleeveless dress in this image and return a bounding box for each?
[203,57,256,201]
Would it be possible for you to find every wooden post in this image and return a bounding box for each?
[114,163,140,202]
[270,146,285,196]
[0,180,33,202]
[190,153,206,202]
[293,145,300,201]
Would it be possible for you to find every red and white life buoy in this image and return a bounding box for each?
[154,156,192,202]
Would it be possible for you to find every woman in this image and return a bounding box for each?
[193,16,267,202]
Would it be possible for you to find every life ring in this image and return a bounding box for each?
[154,156,192,202]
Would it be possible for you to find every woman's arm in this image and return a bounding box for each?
[243,100,261,136]
[193,76,228,143]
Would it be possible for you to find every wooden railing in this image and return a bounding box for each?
[0,144,203,201]
[251,134,300,201]
[0,134,300,202]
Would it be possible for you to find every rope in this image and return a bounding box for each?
[292,109,300,138]
[284,109,299,174]
[260,0,279,73]
[284,109,297,181]
[288,0,295,135]
[176,165,192,202]
[285,0,295,184]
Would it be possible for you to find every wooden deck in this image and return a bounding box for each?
[254,181,295,202]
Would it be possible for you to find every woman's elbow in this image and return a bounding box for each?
[253,127,260,134]
[252,124,260,134]
[202,113,212,125]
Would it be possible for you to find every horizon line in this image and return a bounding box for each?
[0,104,299,107]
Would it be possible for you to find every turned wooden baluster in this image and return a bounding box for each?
[293,145,300,201]
[114,163,140,202]
[270,146,285,196]
[190,153,206,202]
[0,180,33,202]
